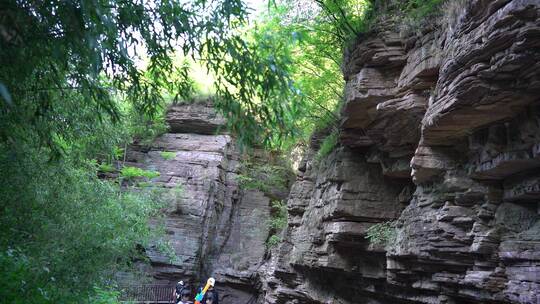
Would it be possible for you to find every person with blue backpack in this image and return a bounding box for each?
[195,278,219,304]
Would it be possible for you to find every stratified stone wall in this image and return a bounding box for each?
[124,103,272,303]
[122,2,540,302]
[262,1,540,303]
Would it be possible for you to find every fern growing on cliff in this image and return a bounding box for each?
[365,221,397,246]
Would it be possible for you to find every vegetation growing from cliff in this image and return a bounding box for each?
[400,0,445,19]
[365,221,397,246]
[120,166,160,181]
[160,151,177,160]
[316,130,340,161]
[237,155,293,197]
[267,201,288,248]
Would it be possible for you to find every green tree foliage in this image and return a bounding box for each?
[278,4,346,138]
[246,0,448,152]
[86,287,122,304]
[244,0,373,151]
[0,62,169,302]
[310,0,373,46]
[0,143,165,302]
[0,0,298,151]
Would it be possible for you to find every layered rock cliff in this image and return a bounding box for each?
[262,1,540,303]
[129,1,539,303]
[123,103,274,303]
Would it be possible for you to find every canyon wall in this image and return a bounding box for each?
[130,1,539,303]
[123,103,273,303]
[262,1,540,303]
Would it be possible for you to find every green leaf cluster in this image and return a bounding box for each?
[365,221,397,246]
[160,151,177,160]
[0,142,165,303]
[316,130,340,161]
[236,156,292,197]
[98,163,116,173]
[309,0,374,47]
[266,235,282,248]
[87,287,122,304]
[120,166,160,180]
[269,201,288,231]
[243,0,371,151]
[266,201,288,248]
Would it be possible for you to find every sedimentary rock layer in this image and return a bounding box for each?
[263,1,540,303]
[124,104,272,303]
[131,2,539,303]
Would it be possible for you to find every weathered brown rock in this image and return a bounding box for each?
[263,1,540,303]
[125,2,540,303]
[422,0,540,146]
[122,104,272,303]
[166,103,226,134]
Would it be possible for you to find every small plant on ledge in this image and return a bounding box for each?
[315,130,339,162]
[97,163,116,173]
[365,221,397,247]
[160,151,176,160]
[267,235,282,248]
[120,166,160,181]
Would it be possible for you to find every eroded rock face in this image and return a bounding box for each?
[264,1,540,303]
[124,103,272,303]
[125,2,540,302]
[166,102,227,134]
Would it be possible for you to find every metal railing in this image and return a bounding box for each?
[120,284,175,303]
